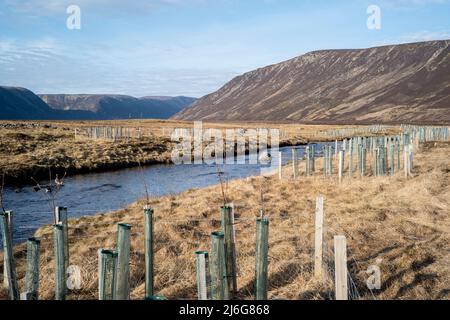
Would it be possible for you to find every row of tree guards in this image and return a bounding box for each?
[1,196,353,300]
[279,126,449,181]
[75,127,144,141]
[1,125,448,300]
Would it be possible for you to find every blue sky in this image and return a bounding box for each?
[0,0,449,97]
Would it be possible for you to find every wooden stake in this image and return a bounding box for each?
[195,251,209,300]
[305,146,310,176]
[390,144,395,176]
[334,235,348,300]
[348,142,353,177]
[338,151,344,183]
[335,140,338,158]
[311,145,316,173]
[361,147,366,177]
[278,151,282,180]
[404,145,409,178]
[314,196,324,280]
[292,149,298,179]
[328,145,333,176]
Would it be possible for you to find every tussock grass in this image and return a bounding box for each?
[1,141,448,300]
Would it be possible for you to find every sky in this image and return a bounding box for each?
[0,0,449,97]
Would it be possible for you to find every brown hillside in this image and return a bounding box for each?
[172,41,450,124]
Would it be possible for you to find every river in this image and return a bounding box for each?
[2,143,334,244]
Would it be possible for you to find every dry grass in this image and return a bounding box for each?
[1,140,449,300]
[0,121,173,184]
[0,120,402,185]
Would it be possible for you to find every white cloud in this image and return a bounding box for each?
[3,0,202,16]
[375,30,450,46]
[377,0,450,9]
[0,35,240,97]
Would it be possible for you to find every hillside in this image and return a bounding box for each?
[172,40,450,124]
[39,94,196,120]
[0,87,65,120]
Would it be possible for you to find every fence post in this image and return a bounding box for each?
[404,145,409,178]
[334,140,338,158]
[0,211,19,300]
[3,210,13,289]
[409,144,414,175]
[390,143,395,176]
[305,146,310,176]
[98,249,118,300]
[25,237,40,300]
[357,144,362,173]
[361,147,366,177]
[210,231,228,300]
[255,218,269,300]
[323,146,328,177]
[221,206,237,298]
[328,145,333,176]
[115,223,132,300]
[376,148,381,176]
[53,223,66,300]
[54,206,69,269]
[144,207,154,298]
[338,151,344,183]
[348,142,353,177]
[292,149,298,179]
[314,196,324,280]
[278,151,282,180]
[195,251,210,300]
[334,235,348,300]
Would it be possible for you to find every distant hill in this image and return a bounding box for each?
[0,86,57,120]
[0,87,196,120]
[0,86,95,120]
[39,94,196,120]
[172,40,450,124]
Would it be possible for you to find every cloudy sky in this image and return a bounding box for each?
[0,0,449,97]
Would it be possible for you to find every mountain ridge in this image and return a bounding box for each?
[0,87,196,120]
[39,94,196,119]
[172,40,450,124]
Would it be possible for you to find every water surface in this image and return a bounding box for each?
[3,143,333,244]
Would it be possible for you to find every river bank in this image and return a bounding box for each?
[0,120,343,186]
[1,120,404,186]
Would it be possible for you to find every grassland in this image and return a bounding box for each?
[1,139,448,300]
[0,120,400,185]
